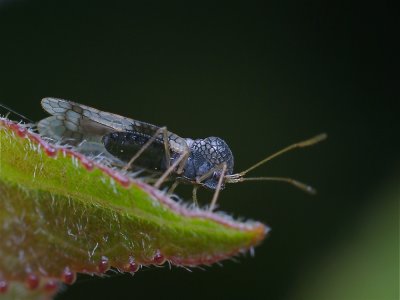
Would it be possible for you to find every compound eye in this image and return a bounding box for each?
[201,137,234,174]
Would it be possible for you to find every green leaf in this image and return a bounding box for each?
[0,118,268,298]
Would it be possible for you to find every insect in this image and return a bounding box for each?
[37,97,326,210]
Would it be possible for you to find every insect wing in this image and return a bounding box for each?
[38,98,117,144]
[41,97,136,130]
[40,97,189,154]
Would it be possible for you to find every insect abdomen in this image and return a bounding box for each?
[102,132,166,170]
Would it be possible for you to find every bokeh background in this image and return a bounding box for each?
[0,1,397,299]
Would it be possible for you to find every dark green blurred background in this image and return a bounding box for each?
[0,1,397,299]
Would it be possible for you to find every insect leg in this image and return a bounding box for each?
[162,127,171,169]
[193,162,228,211]
[192,186,199,207]
[167,180,180,195]
[209,163,227,211]
[195,162,224,184]
[154,148,189,189]
[122,126,169,171]
[175,148,190,175]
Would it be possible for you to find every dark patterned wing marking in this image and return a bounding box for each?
[38,99,114,144]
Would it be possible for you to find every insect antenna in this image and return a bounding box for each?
[0,103,35,124]
[224,133,327,194]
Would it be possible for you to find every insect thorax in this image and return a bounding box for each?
[182,137,234,190]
